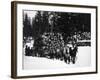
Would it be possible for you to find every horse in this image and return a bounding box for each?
[70,46,78,64]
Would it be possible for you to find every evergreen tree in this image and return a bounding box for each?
[23,13,32,37]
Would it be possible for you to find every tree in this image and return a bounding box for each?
[23,13,33,37]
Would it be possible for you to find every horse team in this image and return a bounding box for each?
[25,43,78,64]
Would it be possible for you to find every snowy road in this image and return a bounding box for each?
[23,46,91,70]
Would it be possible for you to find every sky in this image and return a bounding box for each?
[23,10,37,24]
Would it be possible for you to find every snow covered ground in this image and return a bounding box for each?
[23,46,91,70]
